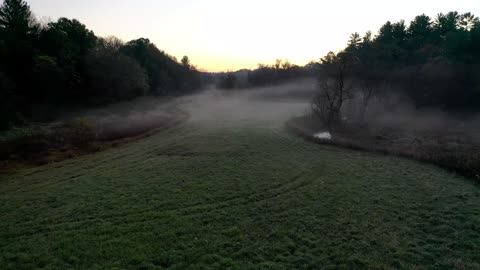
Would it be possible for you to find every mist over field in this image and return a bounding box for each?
[180,80,315,128]
[68,78,480,151]
[2,0,480,269]
[51,79,315,138]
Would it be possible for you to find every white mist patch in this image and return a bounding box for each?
[314,131,332,140]
[178,79,316,129]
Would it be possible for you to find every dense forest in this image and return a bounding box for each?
[0,0,203,130]
[313,12,480,125]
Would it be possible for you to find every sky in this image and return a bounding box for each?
[28,0,479,72]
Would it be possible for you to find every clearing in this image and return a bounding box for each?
[1,88,479,270]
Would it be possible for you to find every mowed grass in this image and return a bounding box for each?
[0,122,479,270]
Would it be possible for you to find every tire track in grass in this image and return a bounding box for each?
[0,125,203,193]
[2,128,324,242]
[3,94,480,269]
[2,128,320,239]
[2,123,191,181]
[3,170,319,241]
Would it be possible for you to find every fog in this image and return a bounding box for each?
[67,78,480,151]
[343,91,480,146]
[5,76,480,178]
[56,79,316,141]
[179,79,316,129]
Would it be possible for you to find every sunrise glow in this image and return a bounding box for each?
[29,0,479,71]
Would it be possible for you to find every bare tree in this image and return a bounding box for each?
[312,52,352,126]
[101,36,124,53]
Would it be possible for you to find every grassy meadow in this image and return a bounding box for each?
[0,93,479,270]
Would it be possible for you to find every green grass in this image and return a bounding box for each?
[1,122,479,270]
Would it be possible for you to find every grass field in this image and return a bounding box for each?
[1,91,479,270]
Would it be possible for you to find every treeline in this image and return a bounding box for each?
[312,11,480,125]
[247,59,317,87]
[0,0,203,130]
[217,59,318,89]
[352,12,478,109]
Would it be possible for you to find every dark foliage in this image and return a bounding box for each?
[310,11,480,127]
[215,59,319,90]
[0,0,203,130]
[305,11,480,179]
[343,12,480,111]
[217,72,237,89]
[247,59,314,87]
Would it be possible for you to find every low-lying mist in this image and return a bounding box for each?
[4,76,480,179]
[179,79,316,128]
[52,79,316,140]
[295,86,480,179]
[73,78,480,151]
[343,92,480,145]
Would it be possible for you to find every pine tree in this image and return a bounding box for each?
[0,0,34,36]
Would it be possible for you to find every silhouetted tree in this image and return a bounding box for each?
[408,14,433,39]
[99,36,124,53]
[39,18,96,64]
[218,72,237,89]
[244,59,307,87]
[347,32,362,51]
[120,38,193,95]
[0,0,35,36]
[0,0,38,117]
[181,55,191,70]
[312,52,353,126]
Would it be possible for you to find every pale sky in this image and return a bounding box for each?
[27,0,479,72]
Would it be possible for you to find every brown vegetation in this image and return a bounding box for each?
[287,115,480,181]
[0,108,188,172]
